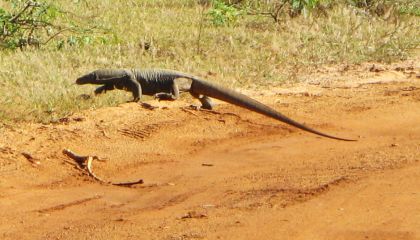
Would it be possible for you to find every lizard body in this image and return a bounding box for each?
[76,69,356,141]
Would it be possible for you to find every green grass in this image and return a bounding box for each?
[0,0,418,123]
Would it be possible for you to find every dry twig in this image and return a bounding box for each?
[63,149,143,187]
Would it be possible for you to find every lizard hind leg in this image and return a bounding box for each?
[198,95,215,110]
[190,91,215,110]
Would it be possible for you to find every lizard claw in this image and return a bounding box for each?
[188,104,201,111]
[153,93,163,101]
[154,93,176,101]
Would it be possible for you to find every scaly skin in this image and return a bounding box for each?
[76,69,356,141]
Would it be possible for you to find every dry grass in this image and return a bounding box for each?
[0,0,418,123]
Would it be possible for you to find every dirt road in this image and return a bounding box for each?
[1,65,419,239]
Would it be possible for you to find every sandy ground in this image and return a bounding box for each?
[0,62,419,240]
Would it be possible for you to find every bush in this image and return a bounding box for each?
[0,0,110,50]
[207,0,243,26]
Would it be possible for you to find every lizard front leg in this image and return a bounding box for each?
[110,72,142,101]
[126,76,142,102]
[94,84,115,95]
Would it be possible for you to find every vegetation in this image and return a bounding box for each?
[0,0,111,50]
[0,0,418,123]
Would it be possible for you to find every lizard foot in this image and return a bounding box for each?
[188,104,202,111]
[154,93,176,101]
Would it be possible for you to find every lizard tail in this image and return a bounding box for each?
[190,79,356,141]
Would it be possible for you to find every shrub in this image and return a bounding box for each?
[207,0,243,26]
[0,0,110,50]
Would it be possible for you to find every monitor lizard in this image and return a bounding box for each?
[76,69,356,141]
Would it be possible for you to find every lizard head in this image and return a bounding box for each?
[76,71,97,85]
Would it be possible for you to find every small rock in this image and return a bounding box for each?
[58,117,70,124]
[180,211,207,219]
[202,204,216,208]
[0,146,14,154]
[139,102,159,110]
[207,71,217,76]
[73,117,86,122]
[369,64,385,72]
[77,94,91,100]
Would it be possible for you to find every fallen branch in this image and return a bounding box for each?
[63,149,143,187]
[180,107,199,116]
[21,151,41,165]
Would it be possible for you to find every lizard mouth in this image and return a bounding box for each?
[75,77,85,84]
[76,73,94,85]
